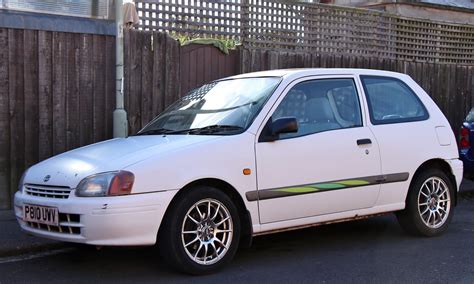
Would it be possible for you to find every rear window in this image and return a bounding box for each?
[361,76,429,125]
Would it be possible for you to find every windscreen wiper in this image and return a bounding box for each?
[175,125,244,135]
[134,128,176,135]
[135,125,244,136]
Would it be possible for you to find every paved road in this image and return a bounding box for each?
[1,193,473,284]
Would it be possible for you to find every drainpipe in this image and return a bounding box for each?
[113,0,128,138]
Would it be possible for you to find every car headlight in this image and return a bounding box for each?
[75,171,135,197]
[18,169,29,193]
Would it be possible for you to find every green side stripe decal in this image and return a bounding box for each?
[337,179,370,186]
[313,183,345,189]
[245,173,409,202]
[276,187,319,193]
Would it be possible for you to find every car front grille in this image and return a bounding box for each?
[24,184,72,199]
[25,213,81,235]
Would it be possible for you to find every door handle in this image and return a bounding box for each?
[357,138,372,146]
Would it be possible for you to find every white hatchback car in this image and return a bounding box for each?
[15,69,462,274]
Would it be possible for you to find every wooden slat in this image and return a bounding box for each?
[92,35,107,142]
[105,36,116,139]
[196,46,205,86]
[0,28,10,209]
[267,50,279,70]
[66,32,80,150]
[128,30,143,134]
[23,30,39,169]
[52,32,68,155]
[78,34,94,146]
[164,35,180,107]
[171,36,181,101]
[445,64,455,127]
[180,45,191,95]
[8,29,25,202]
[203,47,212,82]
[311,53,321,68]
[438,64,448,118]
[454,66,466,138]
[152,31,166,115]
[38,31,53,161]
[239,49,249,74]
[141,31,153,127]
[211,47,220,81]
[188,47,197,92]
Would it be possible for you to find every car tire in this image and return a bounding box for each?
[158,186,241,275]
[397,168,454,237]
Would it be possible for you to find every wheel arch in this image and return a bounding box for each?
[410,159,458,206]
[157,178,253,248]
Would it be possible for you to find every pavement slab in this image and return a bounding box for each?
[0,210,66,257]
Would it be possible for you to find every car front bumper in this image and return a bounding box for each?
[14,190,176,246]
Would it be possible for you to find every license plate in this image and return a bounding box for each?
[23,204,59,226]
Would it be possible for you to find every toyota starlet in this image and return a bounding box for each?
[15,69,462,274]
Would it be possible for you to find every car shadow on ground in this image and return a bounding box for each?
[4,198,473,283]
[61,214,410,278]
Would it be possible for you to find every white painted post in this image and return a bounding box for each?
[113,0,128,138]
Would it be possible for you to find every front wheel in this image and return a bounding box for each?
[397,169,454,237]
[159,186,241,275]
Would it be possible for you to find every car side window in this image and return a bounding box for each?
[272,78,362,139]
[361,76,429,125]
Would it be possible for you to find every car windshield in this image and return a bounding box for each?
[137,77,281,135]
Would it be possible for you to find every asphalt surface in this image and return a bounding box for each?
[0,191,473,284]
[0,211,66,258]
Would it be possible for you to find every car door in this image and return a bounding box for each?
[359,75,432,207]
[254,76,382,224]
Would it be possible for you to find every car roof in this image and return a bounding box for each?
[226,68,408,80]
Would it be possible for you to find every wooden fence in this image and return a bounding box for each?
[135,0,474,65]
[0,28,115,209]
[125,30,473,139]
[124,30,239,134]
[1,28,471,209]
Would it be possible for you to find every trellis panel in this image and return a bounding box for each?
[135,0,474,64]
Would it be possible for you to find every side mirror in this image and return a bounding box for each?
[259,117,298,142]
[272,117,298,135]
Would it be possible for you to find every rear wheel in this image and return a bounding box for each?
[397,169,454,237]
[159,186,240,275]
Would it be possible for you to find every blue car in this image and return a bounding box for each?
[460,107,474,179]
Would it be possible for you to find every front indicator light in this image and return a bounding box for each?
[109,171,135,196]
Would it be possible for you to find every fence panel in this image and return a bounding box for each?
[0,28,115,210]
[135,0,474,65]
[124,30,240,134]
[180,44,239,95]
[136,0,242,39]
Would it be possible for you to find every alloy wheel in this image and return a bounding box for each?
[417,177,451,229]
[181,198,233,265]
